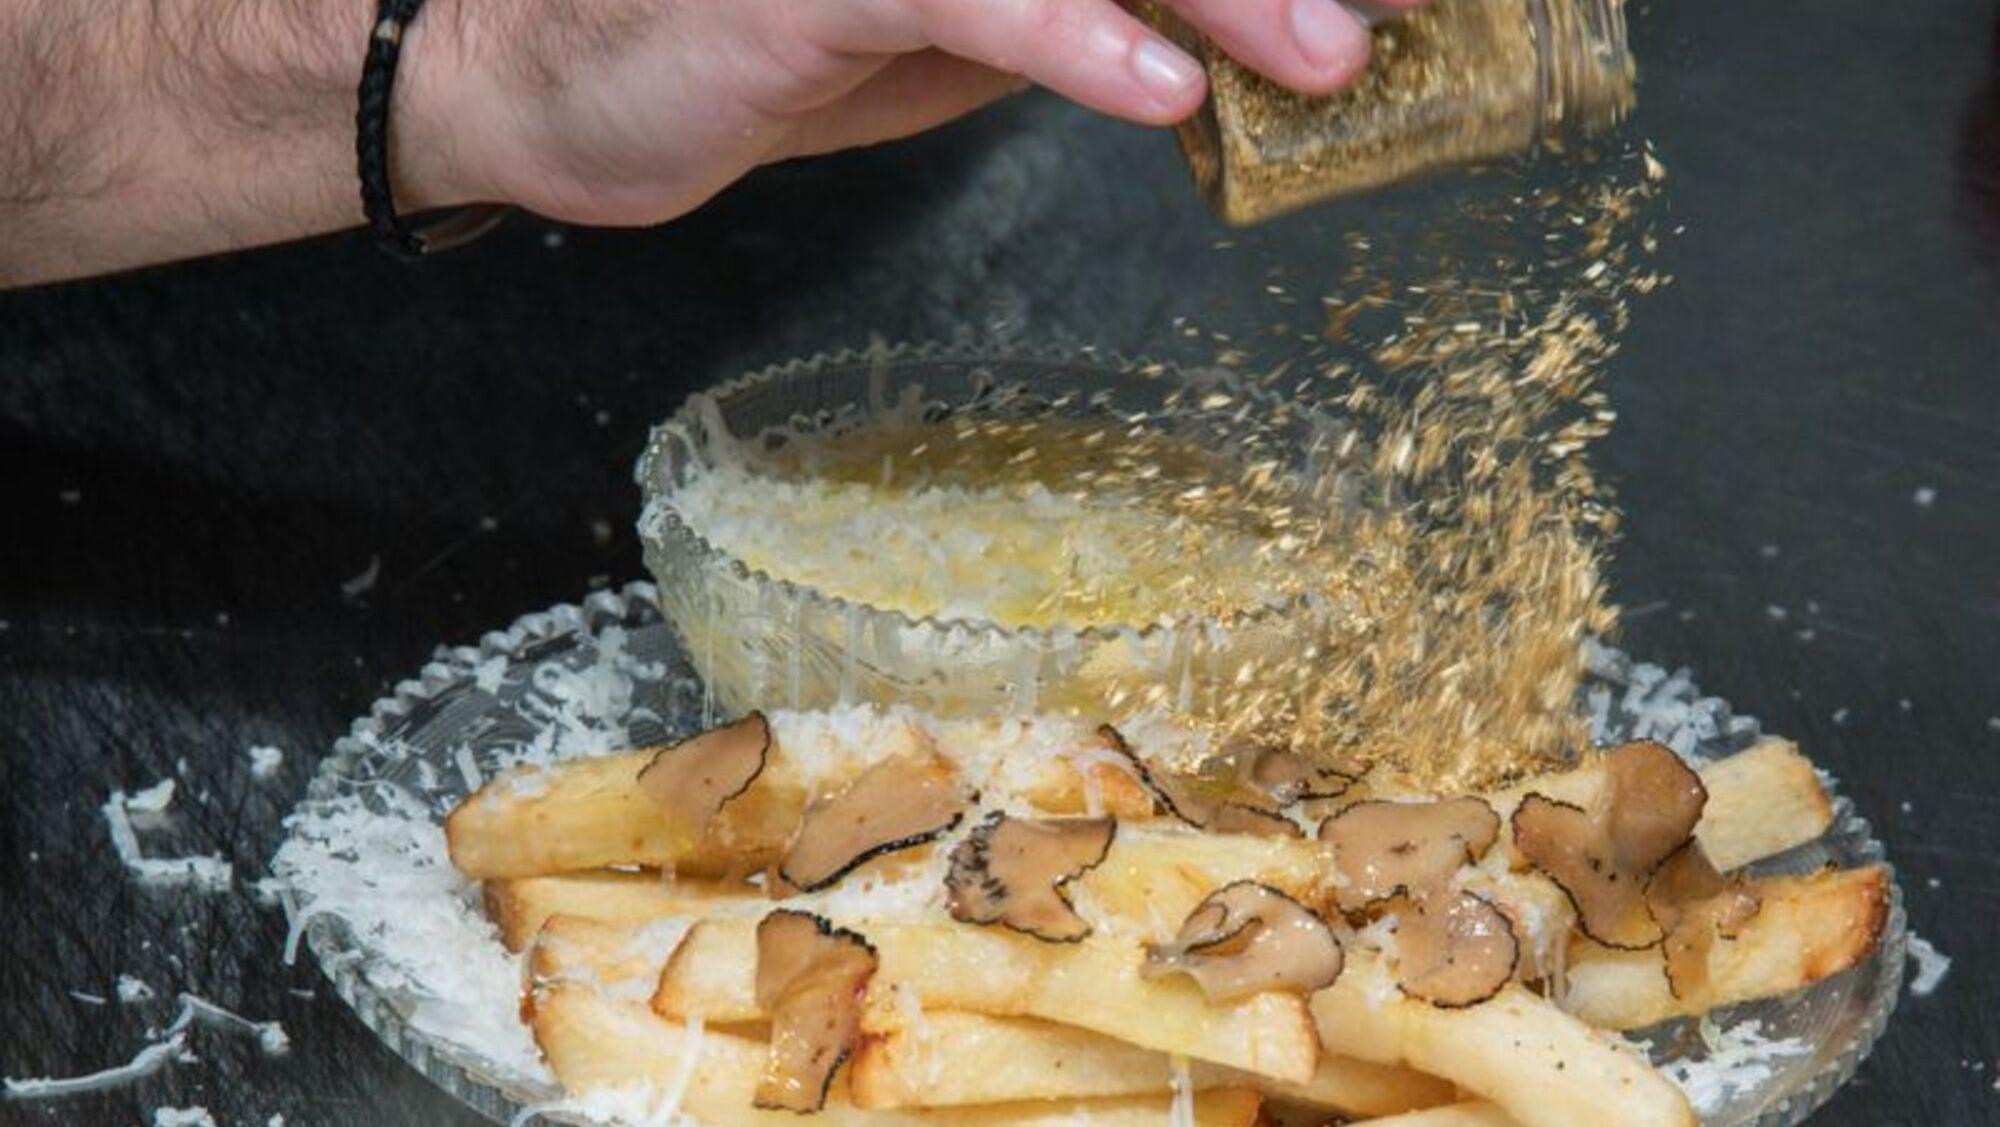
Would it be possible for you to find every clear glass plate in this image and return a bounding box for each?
[277,584,1904,1127]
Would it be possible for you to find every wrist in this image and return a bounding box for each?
[380,0,496,212]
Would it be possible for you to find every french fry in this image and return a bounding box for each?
[1078,824,1323,930]
[447,747,813,880]
[654,918,1320,1084]
[1265,1053,1462,1118]
[1018,761,1159,820]
[487,870,758,951]
[527,913,696,1006]
[851,1007,1456,1116]
[1311,954,1695,1127]
[1687,739,1833,872]
[449,720,1166,880]
[533,984,1264,1127]
[851,1010,1179,1109]
[1561,864,1890,1030]
[1347,1102,1519,1127]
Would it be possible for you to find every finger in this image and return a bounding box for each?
[791,0,1208,125]
[777,52,1029,159]
[1161,0,1371,94]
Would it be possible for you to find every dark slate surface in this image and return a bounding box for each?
[3,0,1997,1123]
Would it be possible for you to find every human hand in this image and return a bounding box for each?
[409,0,1423,227]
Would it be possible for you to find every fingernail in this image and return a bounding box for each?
[1131,36,1203,104]
[1290,0,1367,68]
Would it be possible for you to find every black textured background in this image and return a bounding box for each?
[3,0,1997,1123]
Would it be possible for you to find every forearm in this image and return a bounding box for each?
[0,0,468,286]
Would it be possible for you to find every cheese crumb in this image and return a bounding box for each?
[118,975,156,1003]
[153,1108,217,1127]
[126,779,177,814]
[102,792,232,892]
[247,746,284,779]
[1659,1017,1808,1114]
[659,436,1327,628]
[341,555,382,598]
[1168,1055,1195,1127]
[1908,933,1952,996]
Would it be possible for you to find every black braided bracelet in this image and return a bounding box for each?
[356,0,507,258]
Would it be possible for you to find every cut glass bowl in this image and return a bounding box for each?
[633,343,1372,734]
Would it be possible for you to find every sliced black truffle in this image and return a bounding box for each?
[636,712,772,841]
[1142,881,1345,1002]
[1511,741,1710,950]
[1097,725,1312,837]
[776,750,968,894]
[945,813,1116,942]
[1318,797,1502,913]
[1646,841,1761,1000]
[1242,744,1358,805]
[753,910,878,1113]
[1382,889,1520,1008]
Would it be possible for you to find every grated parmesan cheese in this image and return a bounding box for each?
[127,779,177,814]
[103,791,232,892]
[454,746,484,793]
[270,782,547,1081]
[247,746,285,779]
[1578,640,1743,756]
[653,1014,705,1127]
[1167,1055,1195,1127]
[341,555,382,598]
[5,993,283,1101]
[5,1036,187,1099]
[1657,1017,1808,1115]
[1907,933,1952,997]
[153,1108,218,1127]
[1348,922,1403,1011]
[660,447,1321,629]
[117,975,156,1003]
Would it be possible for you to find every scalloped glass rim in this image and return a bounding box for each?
[291,584,1905,1127]
[632,341,1343,644]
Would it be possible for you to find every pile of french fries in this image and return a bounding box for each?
[445,710,1888,1127]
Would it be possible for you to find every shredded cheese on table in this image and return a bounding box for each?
[4,993,285,1101]
[102,791,232,892]
[1907,933,1952,997]
[126,778,178,814]
[247,745,285,779]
